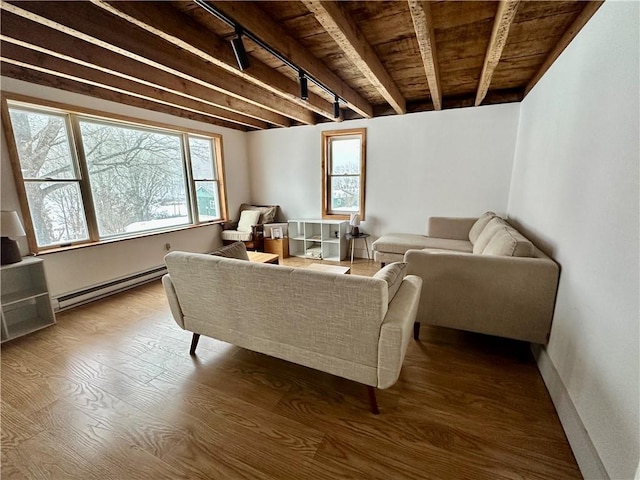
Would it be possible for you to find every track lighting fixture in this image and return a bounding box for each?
[230,27,250,71]
[195,0,347,117]
[299,70,308,100]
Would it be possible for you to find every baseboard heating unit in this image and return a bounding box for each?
[54,265,167,311]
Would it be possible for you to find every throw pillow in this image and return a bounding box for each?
[373,262,408,304]
[468,211,496,244]
[210,241,249,260]
[239,204,277,225]
[237,209,261,232]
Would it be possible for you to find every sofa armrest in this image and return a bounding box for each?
[162,274,185,329]
[377,275,422,389]
[427,217,477,240]
[404,249,559,343]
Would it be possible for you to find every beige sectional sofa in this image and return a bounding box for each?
[373,213,559,344]
[162,244,422,412]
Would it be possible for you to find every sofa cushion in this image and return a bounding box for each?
[472,217,505,254]
[221,230,253,242]
[373,262,407,303]
[240,203,277,224]
[482,227,534,257]
[210,241,250,260]
[237,209,261,232]
[422,237,473,253]
[372,233,432,254]
[468,211,496,245]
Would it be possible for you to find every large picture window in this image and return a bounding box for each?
[3,98,226,252]
[322,128,366,219]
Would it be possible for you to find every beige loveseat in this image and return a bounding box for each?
[162,246,422,412]
[373,213,559,344]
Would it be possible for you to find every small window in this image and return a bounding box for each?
[322,128,366,220]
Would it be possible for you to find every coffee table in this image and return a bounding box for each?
[306,263,351,275]
[247,251,279,264]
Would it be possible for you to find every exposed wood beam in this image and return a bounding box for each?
[524,1,604,96]
[0,41,268,130]
[302,0,406,115]
[1,63,244,131]
[407,0,442,111]
[93,1,341,122]
[475,0,520,106]
[1,1,315,126]
[0,11,268,129]
[209,1,373,119]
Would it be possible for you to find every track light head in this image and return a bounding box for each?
[334,95,340,118]
[231,29,250,71]
[299,70,308,101]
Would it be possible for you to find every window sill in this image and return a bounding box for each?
[33,221,225,256]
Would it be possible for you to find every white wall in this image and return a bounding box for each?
[0,77,251,297]
[507,2,639,479]
[248,103,520,238]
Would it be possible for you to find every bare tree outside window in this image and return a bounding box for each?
[6,100,226,251]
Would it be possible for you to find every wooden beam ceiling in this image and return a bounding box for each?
[1,63,243,130]
[209,1,374,119]
[475,0,521,106]
[407,0,442,111]
[1,1,315,126]
[0,40,267,130]
[302,0,406,115]
[93,0,341,123]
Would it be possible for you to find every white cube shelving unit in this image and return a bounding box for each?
[1,256,56,343]
[288,219,349,262]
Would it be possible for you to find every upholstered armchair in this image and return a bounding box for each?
[221,204,279,252]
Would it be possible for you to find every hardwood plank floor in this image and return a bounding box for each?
[1,257,581,479]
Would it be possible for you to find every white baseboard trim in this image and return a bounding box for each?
[531,344,609,480]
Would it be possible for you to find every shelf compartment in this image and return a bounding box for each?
[2,296,55,342]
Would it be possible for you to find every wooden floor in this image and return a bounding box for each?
[1,257,582,479]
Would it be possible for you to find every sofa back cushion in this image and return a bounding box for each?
[482,226,534,257]
[472,217,505,254]
[373,262,407,303]
[468,211,496,244]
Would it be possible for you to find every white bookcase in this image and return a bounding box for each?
[288,219,349,262]
[1,257,56,343]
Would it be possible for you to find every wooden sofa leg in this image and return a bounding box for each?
[367,386,380,415]
[413,322,421,340]
[189,333,200,355]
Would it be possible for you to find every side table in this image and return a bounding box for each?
[345,233,371,264]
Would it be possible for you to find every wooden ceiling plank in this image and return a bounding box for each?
[475,0,521,106]
[0,11,270,129]
[407,0,442,111]
[302,0,406,115]
[524,1,604,96]
[0,41,268,130]
[1,62,244,130]
[208,1,373,118]
[0,1,314,126]
[94,1,341,122]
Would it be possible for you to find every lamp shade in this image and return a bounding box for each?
[1,211,26,238]
[349,213,361,227]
